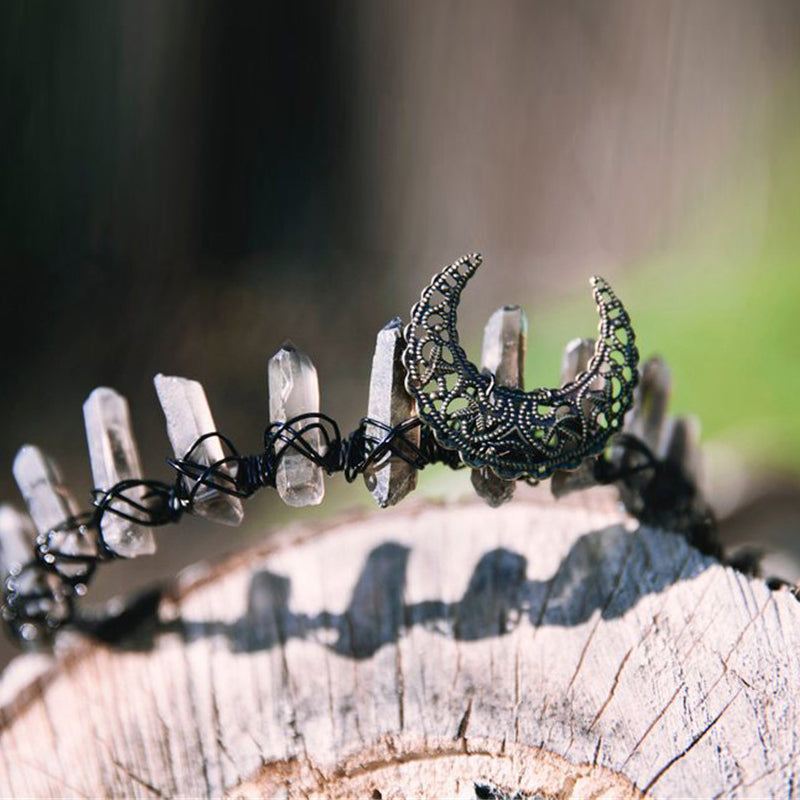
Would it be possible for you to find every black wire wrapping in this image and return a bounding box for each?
[1,412,716,645]
[593,433,719,559]
[1,413,465,643]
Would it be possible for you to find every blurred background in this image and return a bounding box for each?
[2,0,800,666]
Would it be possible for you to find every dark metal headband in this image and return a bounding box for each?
[0,253,710,647]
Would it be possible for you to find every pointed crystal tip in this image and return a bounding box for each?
[471,468,515,507]
[381,316,404,332]
[560,337,596,386]
[12,445,77,529]
[481,305,528,390]
[12,445,98,577]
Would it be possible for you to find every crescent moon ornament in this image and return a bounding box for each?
[402,254,639,481]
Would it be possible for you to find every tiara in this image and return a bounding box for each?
[0,254,713,645]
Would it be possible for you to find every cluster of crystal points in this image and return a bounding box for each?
[0,301,703,642]
[0,341,337,590]
[0,300,544,595]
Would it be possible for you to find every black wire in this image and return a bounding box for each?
[593,433,720,559]
[1,413,463,644]
[2,417,719,645]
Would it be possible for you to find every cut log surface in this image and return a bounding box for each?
[0,486,797,799]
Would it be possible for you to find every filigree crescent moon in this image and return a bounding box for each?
[402,254,639,481]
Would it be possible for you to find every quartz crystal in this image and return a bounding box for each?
[550,337,599,499]
[12,445,98,577]
[658,414,710,530]
[661,414,703,488]
[613,358,675,516]
[561,336,602,415]
[153,374,244,526]
[0,504,36,576]
[480,305,528,389]
[471,306,528,507]
[268,342,325,507]
[83,387,156,557]
[559,337,596,385]
[363,318,419,507]
[626,357,672,451]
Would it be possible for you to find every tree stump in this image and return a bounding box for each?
[0,486,796,798]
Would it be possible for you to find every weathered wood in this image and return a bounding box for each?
[0,486,797,798]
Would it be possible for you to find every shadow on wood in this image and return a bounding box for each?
[0,488,796,798]
[89,522,709,662]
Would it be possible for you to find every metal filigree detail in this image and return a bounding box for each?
[402,253,639,481]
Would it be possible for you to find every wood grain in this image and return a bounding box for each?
[0,486,796,798]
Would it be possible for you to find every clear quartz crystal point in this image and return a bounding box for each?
[268,341,325,507]
[471,305,528,507]
[363,317,419,508]
[626,357,673,452]
[153,374,244,526]
[12,445,98,575]
[0,504,36,576]
[559,337,597,386]
[661,414,704,490]
[612,357,675,516]
[551,337,598,498]
[83,387,156,557]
